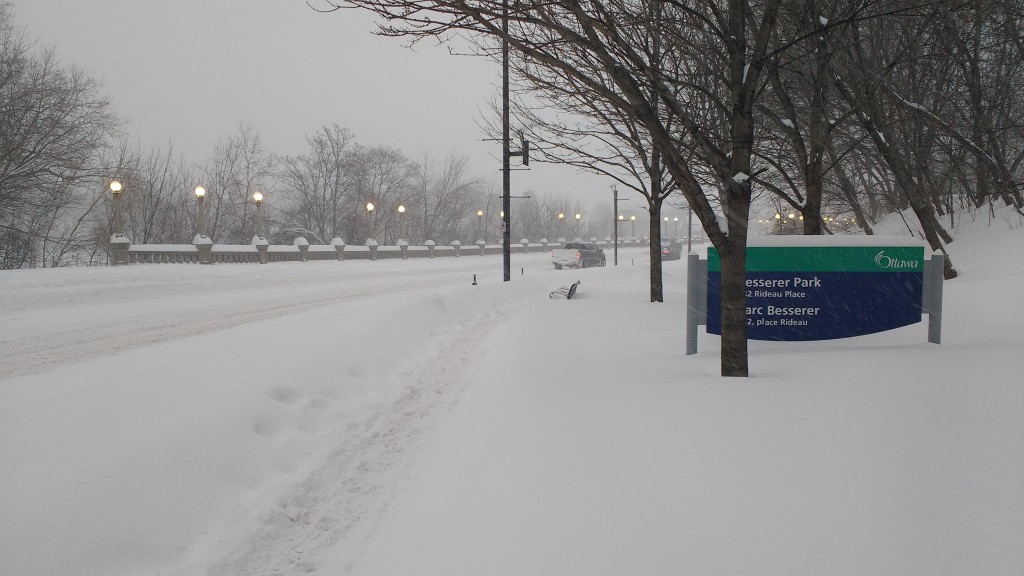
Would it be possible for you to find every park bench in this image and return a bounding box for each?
[549,280,581,299]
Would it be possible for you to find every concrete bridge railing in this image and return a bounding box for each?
[113,236,649,265]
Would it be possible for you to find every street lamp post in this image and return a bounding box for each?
[557,212,565,241]
[612,185,630,266]
[110,180,123,236]
[630,214,636,240]
[366,202,375,241]
[477,209,484,243]
[194,185,213,264]
[574,213,581,239]
[398,204,405,242]
[109,180,130,265]
[664,216,669,239]
[251,191,267,263]
[194,186,208,238]
[253,191,265,239]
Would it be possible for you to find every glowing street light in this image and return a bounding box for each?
[365,202,375,240]
[194,185,208,239]
[252,191,265,239]
[109,180,124,236]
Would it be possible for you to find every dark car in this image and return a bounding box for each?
[660,239,683,261]
[552,241,606,269]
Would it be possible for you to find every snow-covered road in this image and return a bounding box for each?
[0,254,564,380]
[0,249,649,576]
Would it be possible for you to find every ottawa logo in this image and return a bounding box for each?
[874,250,920,270]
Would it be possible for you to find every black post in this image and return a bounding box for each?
[501,0,511,282]
[613,185,619,266]
[687,206,693,253]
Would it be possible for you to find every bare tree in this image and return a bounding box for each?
[350,145,417,242]
[115,144,196,244]
[278,125,357,243]
[411,152,482,243]
[0,3,119,268]
[319,0,792,376]
[201,125,276,244]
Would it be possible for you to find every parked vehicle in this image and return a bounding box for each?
[551,241,606,269]
[660,239,683,261]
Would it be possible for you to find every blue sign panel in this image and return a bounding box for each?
[706,245,925,341]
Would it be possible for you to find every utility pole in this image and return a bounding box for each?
[612,184,628,266]
[613,185,619,266]
[499,0,529,282]
[501,0,511,282]
[687,205,693,253]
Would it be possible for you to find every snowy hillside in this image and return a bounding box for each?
[1,206,1021,576]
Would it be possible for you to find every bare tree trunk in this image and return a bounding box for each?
[648,197,663,302]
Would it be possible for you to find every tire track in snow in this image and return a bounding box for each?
[0,265,514,380]
[205,300,517,576]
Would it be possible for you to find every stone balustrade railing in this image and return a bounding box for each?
[112,236,649,265]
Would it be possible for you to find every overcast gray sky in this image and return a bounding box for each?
[11,0,647,217]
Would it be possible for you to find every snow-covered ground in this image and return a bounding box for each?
[2,206,1022,576]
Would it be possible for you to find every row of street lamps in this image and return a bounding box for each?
[111,180,413,242]
[110,180,684,245]
[365,201,408,240]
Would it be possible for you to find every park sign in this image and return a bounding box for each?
[685,236,945,354]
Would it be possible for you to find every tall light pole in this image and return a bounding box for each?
[253,191,265,239]
[630,214,636,239]
[501,0,511,282]
[664,216,669,239]
[616,214,625,265]
[612,185,632,266]
[366,201,375,241]
[574,212,581,239]
[496,0,532,280]
[195,185,208,239]
[477,209,484,243]
[110,180,123,235]
[397,204,405,242]
[688,208,694,252]
[109,179,130,265]
[558,212,565,241]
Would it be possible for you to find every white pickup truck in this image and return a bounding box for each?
[551,241,606,269]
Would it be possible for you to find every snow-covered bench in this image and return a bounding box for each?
[549,280,581,300]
